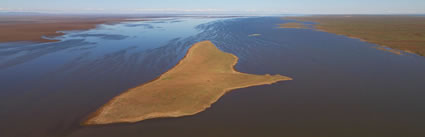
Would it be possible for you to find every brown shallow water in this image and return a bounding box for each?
[0,17,425,137]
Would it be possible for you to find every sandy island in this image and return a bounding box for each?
[83,41,292,125]
[0,15,148,43]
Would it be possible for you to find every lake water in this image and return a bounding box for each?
[1,17,425,137]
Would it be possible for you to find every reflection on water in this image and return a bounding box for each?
[0,17,220,137]
[1,17,425,137]
[69,34,129,40]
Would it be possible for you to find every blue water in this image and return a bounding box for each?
[1,17,425,137]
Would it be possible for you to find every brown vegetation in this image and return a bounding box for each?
[285,15,425,56]
[279,22,309,29]
[0,16,147,43]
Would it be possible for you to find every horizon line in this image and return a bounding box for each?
[1,11,425,16]
[1,8,424,15]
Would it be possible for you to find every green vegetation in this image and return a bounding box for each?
[84,41,292,125]
[286,16,425,56]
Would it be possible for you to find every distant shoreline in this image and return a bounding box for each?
[284,15,425,56]
[0,15,244,43]
[279,22,309,29]
[0,15,149,43]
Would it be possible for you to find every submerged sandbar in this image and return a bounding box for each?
[84,40,292,125]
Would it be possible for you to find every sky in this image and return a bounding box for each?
[1,0,425,14]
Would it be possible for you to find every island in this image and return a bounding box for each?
[83,40,292,125]
[285,15,425,56]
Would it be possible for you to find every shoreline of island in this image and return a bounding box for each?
[83,41,292,125]
[81,41,205,125]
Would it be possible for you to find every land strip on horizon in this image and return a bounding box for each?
[285,15,425,56]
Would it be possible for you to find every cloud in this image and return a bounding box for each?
[126,8,296,15]
[83,8,105,11]
[0,8,33,12]
[130,8,230,13]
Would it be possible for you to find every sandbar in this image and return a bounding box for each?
[83,40,292,125]
[248,34,261,37]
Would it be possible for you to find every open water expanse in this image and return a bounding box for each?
[1,17,424,137]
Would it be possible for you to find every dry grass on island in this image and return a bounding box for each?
[279,22,309,29]
[285,15,425,56]
[84,41,292,125]
[0,15,147,43]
